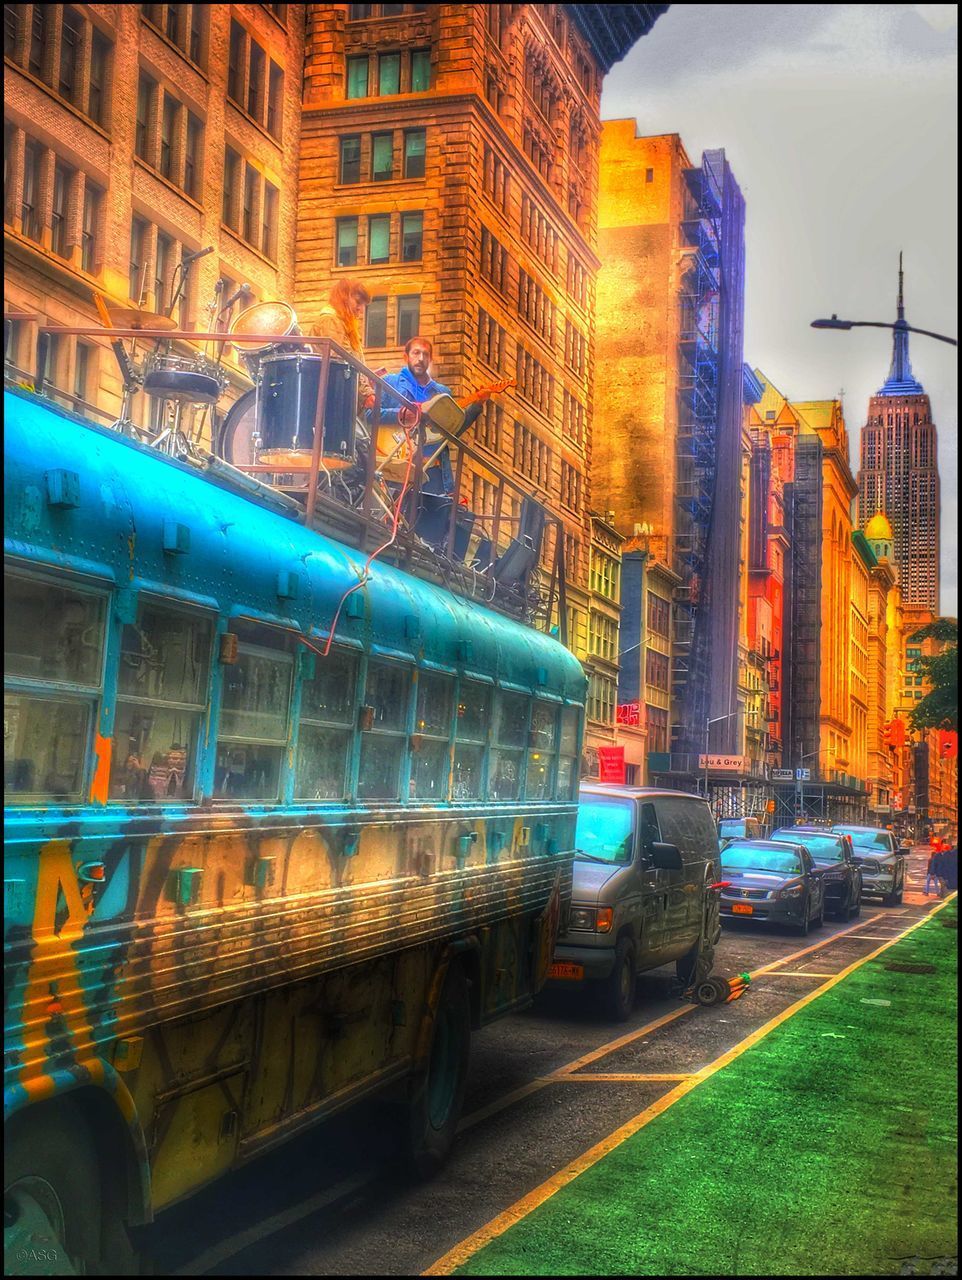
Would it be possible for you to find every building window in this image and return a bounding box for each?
[5,3,19,59]
[27,2,46,77]
[368,214,390,264]
[50,160,73,259]
[397,295,420,345]
[560,461,582,514]
[267,61,284,139]
[242,164,257,243]
[81,181,102,274]
[404,128,426,178]
[481,226,509,294]
[143,4,207,67]
[228,19,244,101]
[476,400,502,453]
[647,591,670,637]
[160,93,177,179]
[129,216,149,302]
[136,73,155,162]
[339,135,361,183]
[256,180,277,260]
[483,144,510,217]
[154,230,174,314]
[411,48,431,91]
[401,211,423,261]
[73,340,91,407]
[21,138,43,243]
[477,308,507,371]
[336,216,359,267]
[346,55,369,99]
[184,114,203,200]
[372,131,394,181]
[378,51,401,95]
[87,29,110,126]
[223,146,240,229]
[248,39,265,120]
[58,6,83,104]
[645,168,654,183]
[366,296,388,348]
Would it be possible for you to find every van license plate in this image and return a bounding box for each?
[732,903,753,915]
[548,962,584,980]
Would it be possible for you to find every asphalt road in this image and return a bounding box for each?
[142,846,940,1277]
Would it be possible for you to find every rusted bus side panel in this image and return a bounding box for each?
[4,805,573,1193]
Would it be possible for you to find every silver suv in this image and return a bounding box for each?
[831,824,907,904]
[550,785,721,1020]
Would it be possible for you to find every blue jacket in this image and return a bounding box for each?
[377,365,452,426]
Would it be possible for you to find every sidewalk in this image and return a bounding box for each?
[446,899,958,1276]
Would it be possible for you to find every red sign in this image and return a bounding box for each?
[598,746,626,784]
[938,730,958,759]
[617,702,640,726]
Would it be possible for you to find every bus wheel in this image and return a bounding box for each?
[406,962,471,1178]
[5,1106,104,1275]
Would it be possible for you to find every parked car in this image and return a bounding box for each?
[718,816,766,847]
[718,838,825,935]
[770,826,862,919]
[831,824,907,904]
[549,786,722,1020]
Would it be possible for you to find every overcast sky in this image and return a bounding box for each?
[601,3,958,616]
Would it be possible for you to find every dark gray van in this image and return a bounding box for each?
[550,785,722,1020]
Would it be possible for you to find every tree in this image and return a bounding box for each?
[909,620,958,733]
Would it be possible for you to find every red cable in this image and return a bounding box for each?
[322,423,418,657]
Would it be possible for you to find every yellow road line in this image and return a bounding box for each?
[548,1073,694,1083]
[423,899,953,1275]
[762,970,838,979]
[458,912,890,1134]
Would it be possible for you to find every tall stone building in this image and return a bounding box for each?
[4,3,306,437]
[857,258,941,611]
[295,3,666,764]
[595,122,748,788]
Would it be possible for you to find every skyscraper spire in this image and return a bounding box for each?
[879,250,924,395]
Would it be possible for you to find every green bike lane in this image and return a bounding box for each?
[430,897,958,1277]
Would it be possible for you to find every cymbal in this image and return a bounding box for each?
[106,305,178,331]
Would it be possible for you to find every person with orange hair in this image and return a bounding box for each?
[310,280,373,397]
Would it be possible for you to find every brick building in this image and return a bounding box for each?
[4,3,306,440]
[294,3,665,760]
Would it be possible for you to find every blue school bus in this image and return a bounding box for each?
[3,387,585,1271]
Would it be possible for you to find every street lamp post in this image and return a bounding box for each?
[810,316,957,346]
[704,710,741,808]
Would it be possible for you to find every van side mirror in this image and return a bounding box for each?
[650,842,683,871]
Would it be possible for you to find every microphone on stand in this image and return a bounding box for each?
[222,283,253,310]
[182,244,215,264]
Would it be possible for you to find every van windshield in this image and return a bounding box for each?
[575,798,635,865]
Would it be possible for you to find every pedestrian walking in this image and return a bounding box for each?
[925,848,942,896]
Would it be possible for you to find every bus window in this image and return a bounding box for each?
[526,700,558,800]
[296,648,358,801]
[453,680,489,800]
[411,670,453,801]
[490,690,528,801]
[111,600,213,801]
[4,572,107,804]
[215,625,293,801]
[357,660,410,801]
[556,705,581,800]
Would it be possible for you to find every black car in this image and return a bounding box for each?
[770,827,862,920]
[718,839,826,936]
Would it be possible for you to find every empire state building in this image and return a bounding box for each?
[857,258,941,610]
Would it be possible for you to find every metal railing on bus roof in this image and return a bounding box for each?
[5,320,570,643]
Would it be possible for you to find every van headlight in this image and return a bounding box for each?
[568,906,613,933]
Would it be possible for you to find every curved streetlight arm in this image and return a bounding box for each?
[811,317,957,347]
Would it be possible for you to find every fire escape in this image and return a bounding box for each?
[672,162,722,761]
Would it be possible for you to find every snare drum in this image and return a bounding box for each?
[142,353,225,405]
[256,353,357,469]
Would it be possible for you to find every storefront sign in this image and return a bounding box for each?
[697,755,745,771]
[770,768,794,781]
[598,746,626,784]
[616,702,640,726]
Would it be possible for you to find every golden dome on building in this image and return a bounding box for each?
[865,511,894,541]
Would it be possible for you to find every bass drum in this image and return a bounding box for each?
[218,389,258,466]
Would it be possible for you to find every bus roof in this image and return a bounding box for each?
[4,388,586,701]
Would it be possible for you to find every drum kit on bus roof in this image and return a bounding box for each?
[107,295,358,475]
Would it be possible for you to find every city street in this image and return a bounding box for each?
[142,848,943,1277]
